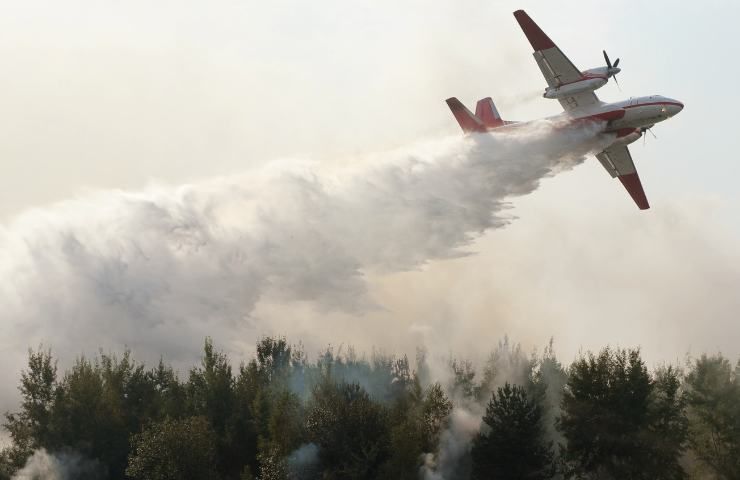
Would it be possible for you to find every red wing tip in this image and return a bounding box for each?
[618,173,650,210]
[513,10,556,51]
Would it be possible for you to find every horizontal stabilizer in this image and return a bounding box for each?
[475,98,504,128]
[446,97,486,134]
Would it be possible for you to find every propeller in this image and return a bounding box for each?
[641,126,656,146]
[603,50,621,89]
[603,50,620,69]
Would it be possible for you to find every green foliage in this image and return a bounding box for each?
[530,339,568,446]
[126,416,219,480]
[421,383,453,450]
[450,359,478,401]
[306,380,390,479]
[471,383,553,480]
[3,348,57,470]
[150,359,187,420]
[2,338,736,480]
[379,380,452,479]
[51,353,134,477]
[265,391,305,456]
[685,354,740,479]
[559,347,688,479]
[646,366,689,478]
[188,338,234,433]
[0,448,13,480]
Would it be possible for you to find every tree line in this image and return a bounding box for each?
[1,337,738,479]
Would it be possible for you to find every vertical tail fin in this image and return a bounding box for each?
[446,97,486,134]
[475,97,504,128]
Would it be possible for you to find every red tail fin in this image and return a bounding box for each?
[446,97,486,134]
[475,98,504,128]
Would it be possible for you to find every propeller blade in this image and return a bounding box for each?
[613,58,620,68]
[641,127,657,146]
[603,50,612,68]
[613,74,621,91]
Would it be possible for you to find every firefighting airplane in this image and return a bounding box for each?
[446,9,683,210]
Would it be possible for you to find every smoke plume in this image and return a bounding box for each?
[11,449,103,480]
[287,443,320,479]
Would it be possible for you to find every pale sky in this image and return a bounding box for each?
[1,0,739,390]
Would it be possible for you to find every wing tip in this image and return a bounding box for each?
[513,10,556,51]
[618,172,650,210]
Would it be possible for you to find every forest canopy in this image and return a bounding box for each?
[1,337,739,480]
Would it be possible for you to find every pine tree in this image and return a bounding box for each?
[471,382,552,480]
[560,347,688,479]
[306,381,390,479]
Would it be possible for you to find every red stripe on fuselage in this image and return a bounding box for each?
[623,101,683,109]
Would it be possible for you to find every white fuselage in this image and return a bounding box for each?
[604,96,683,130]
[496,95,684,146]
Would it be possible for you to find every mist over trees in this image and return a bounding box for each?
[1,338,739,480]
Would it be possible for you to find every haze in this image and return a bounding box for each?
[1,0,738,423]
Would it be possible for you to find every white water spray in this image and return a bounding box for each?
[0,121,609,413]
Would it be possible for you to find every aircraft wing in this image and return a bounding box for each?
[596,145,650,210]
[513,10,599,111]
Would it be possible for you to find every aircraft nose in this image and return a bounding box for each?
[669,102,684,116]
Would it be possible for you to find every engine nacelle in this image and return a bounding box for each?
[610,128,642,146]
[543,77,607,99]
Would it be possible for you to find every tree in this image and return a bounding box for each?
[378,373,422,479]
[188,338,240,479]
[449,359,478,401]
[471,383,552,480]
[187,338,234,433]
[0,448,13,480]
[255,337,293,388]
[478,338,534,403]
[150,358,187,419]
[529,339,568,447]
[685,354,740,479]
[306,381,390,479]
[97,349,160,476]
[559,347,687,479]
[3,348,189,479]
[421,383,453,452]
[644,366,689,479]
[126,416,219,480]
[3,348,58,469]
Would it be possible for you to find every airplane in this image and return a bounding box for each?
[446,9,683,210]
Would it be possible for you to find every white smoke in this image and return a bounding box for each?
[420,339,560,479]
[11,449,102,480]
[0,120,609,414]
[420,407,482,480]
[287,443,320,479]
